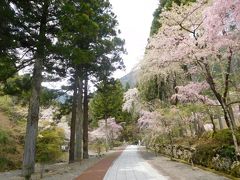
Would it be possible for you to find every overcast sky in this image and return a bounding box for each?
[110,0,159,78]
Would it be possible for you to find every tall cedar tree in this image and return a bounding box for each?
[57,0,99,162]
[81,0,125,159]
[58,0,125,161]
[2,0,64,178]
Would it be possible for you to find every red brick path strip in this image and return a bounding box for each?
[76,150,124,180]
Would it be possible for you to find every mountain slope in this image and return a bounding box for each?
[119,70,138,88]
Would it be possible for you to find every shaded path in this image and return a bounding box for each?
[104,145,168,180]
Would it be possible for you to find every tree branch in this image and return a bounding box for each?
[223,47,233,101]
[227,101,240,106]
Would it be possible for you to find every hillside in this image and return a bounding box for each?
[119,70,138,88]
[0,96,70,172]
[0,109,24,171]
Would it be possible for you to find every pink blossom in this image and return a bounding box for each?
[122,88,142,113]
[203,0,240,42]
[171,82,217,105]
[137,111,161,130]
[89,118,123,142]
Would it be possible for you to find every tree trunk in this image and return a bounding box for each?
[218,116,223,130]
[203,63,232,128]
[225,107,240,156]
[22,1,49,178]
[169,132,174,160]
[209,113,216,134]
[173,72,178,105]
[105,118,109,152]
[75,77,83,161]
[202,62,237,149]
[228,105,237,129]
[22,60,43,178]
[40,164,45,179]
[83,76,89,159]
[197,119,205,136]
[192,112,198,136]
[69,75,78,163]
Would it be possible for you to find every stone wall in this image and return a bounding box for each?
[154,144,240,177]
[157,144,194,162]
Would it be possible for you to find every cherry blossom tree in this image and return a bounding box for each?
[89,117,123,151]
[137,108,188,158]
[165,0,240,128]
[138,111,161,130]
[140,0,240,155]
[171,82,216,105]
[201,0,240,131]
[137,111,163,149]
[203,0,240,42]
[171,0,240,154]
[122,88,142,116]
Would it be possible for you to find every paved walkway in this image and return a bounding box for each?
[104,145,169,180]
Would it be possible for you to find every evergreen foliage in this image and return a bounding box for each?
[90,80,124,123]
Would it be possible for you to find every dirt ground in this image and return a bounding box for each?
[0,156,102,180]
[0,148,124,180]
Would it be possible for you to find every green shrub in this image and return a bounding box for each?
[112,140,122,147]
[215,145,236,161]
[0,157,15,170]
[5,147,17,154]
[0,129,9,144]
[0,129,20,171]
[213,129,240,145]
[192,143,218,167]
[36,127,65,164]
[231,163,240,177]
[213,129,233,145]
[192,142,237,166]
[0,96,13,112]
[201,131,213,139]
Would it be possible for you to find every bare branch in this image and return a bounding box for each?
[227,101,240,106]
[18,48,34,61]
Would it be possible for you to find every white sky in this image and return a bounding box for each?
[110,0,159,78]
